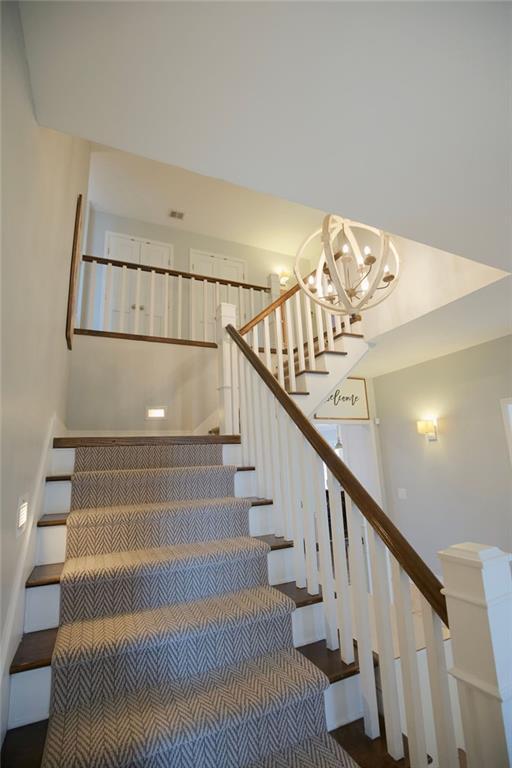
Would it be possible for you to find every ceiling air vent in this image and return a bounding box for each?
[169,209,185,220]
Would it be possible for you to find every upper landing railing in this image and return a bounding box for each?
[72,253,272,348]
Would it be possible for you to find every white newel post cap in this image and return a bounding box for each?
[438,542,512,767]
[216,302,237,332]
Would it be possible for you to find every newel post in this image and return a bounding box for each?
[216,302,237,435]
[439,543,512,767]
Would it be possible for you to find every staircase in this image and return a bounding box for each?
[6,436,363,767]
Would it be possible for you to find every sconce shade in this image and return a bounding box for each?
[417,419,438,441]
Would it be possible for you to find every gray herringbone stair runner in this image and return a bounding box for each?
[42,443,358,768]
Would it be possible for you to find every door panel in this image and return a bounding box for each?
[106,233,141,264]
[189,251,246,338]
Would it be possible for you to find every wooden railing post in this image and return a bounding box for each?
[439,543,512,767]
[216,303,238,434]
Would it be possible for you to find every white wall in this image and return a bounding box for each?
[0,2,90,740]
[66,335,218,433]
[19,2,512,271]
[373,335,512,574]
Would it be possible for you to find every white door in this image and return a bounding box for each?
[139,241,173,335]
[105,233,173,335]
[190,250,246,340]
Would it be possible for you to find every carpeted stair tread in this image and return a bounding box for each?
[248,733,358,767]
[71,464,237,509]
[43,649,330,768]
[66,496,253,556]
[60,537,270,622]
[62,537,269,583]
[74,443,224,472]
[54,586,295,668]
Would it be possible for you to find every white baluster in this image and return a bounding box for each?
[391,560,428,767]
[242,357,257,467]
[86,260,97,329]
[164,273,170,337]
[257,377,274,500]
[327,471,354,664]
[190,278,196,340]
[238,285,243,326]
[177,275,183,339]
[334,313,342,336]
[249,288,255,318]
[237,349,250,465]
[304,294,316,370]
[149,270,155,336]
[230,340,240,434]
[249,333,264,494]
[421,599,458,768]
[324,308,335,350]
[263,386,284,537]
[346,496,380,738]
[119,264,127,332]
[367,530,404,760]
[103,262,112,331]
[275,406,294,540]
[299,438,319,595]
[215,282,220,317]
[275,306,285,387]
[312,452,338,650]
[294,292,306,372]
[287,420,307,587]
[133,267,142,334]
[216,303,237,434]
[263,315,272,370]
[315,302,325,353]
[202,279,208,341]
[284,299,297,391]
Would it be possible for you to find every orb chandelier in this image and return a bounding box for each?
[294,214,400,315]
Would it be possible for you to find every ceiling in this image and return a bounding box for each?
[88,146,323,257]
[19,2,511,271]
[353,275,512,379]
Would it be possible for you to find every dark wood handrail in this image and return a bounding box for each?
[227,324,448,626]
[239,277,301,334]
[82,255,270,293]
[65,194,83,350]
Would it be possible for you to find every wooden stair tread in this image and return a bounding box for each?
[332,716,435,767]
[75,328,218,350]
[26,562,64,588]
[1,719,48,768]
[273,580,323,608]
[53,435,241,448]
[38,513,69,527]
[295,369,329,377]
[287,391,310,396]
[254,534,293,551]
[297,640,359,684]
[10,628,58,674]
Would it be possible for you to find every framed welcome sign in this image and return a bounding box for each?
[315,377,369,421]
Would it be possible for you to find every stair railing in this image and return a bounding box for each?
[238,270,363,389]
[76,254,271,345]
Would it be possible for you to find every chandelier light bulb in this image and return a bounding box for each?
[294,214,401,316]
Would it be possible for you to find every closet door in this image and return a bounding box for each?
[106,234,141,332]
[139,241,173,336]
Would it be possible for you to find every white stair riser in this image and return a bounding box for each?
[325,676,363,731]
[37,526,67,566]
[267,547,295,585]
[291,602,326,647]
[48,444,242,477]
[35,504,277,565]
[24,585,60,633]
[8,667,51,729]
[43,470,257,516]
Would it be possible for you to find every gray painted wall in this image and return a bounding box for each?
[86,208,298,286]
[373,335,512,573]
[66,335,218,433]
[1,2,90,739]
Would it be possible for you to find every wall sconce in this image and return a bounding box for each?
[279,271,291,287]
[417,418,438,442]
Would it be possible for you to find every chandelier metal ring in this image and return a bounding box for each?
[294,214,401,315]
